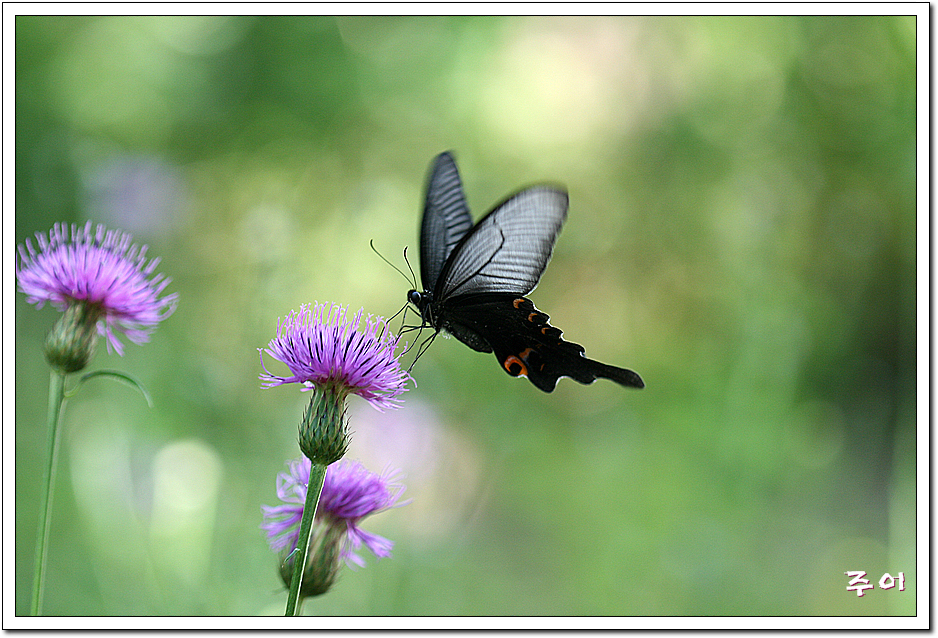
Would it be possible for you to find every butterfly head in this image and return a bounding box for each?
[406,288,437,329]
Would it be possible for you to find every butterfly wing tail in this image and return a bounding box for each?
[585,359,645,389]
[527,351,645,392]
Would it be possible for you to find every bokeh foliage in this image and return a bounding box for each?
[15,15,916,616]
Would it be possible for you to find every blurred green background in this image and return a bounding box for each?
[15,16,916,616]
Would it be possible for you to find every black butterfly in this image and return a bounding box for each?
[406,152,644,393]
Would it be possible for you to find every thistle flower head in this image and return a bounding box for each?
[259,303,411,411]
[16,221,178,357]
[261,458,407,579]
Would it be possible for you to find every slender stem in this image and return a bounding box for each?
[284,462,327,616]
[31,370,68,616]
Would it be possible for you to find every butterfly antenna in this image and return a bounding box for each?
[369,239,414,285]
[402,246,418,290]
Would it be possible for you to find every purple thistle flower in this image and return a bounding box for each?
[259,303,411,411]
[261,457,407,569]
[16,221,178,356]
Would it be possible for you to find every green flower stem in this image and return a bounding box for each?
[284,462,327,616]
[31,369,67,616]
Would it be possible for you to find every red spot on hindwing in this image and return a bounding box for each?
[503,355,527,377]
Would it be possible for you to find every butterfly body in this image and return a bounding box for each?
[408,152,644,393]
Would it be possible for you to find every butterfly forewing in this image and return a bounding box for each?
[435,187,568,299]
[420,152,474,292]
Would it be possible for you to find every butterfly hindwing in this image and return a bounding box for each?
[441,293,645,392]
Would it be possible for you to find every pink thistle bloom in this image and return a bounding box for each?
[261,457,408,569]
[16,221,178,355]
[259,303,411,411]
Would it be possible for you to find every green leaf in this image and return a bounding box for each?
[67,369,154,407]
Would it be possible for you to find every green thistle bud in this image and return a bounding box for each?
[44,302,103,374]
[297,387,349,466]
[278,523,345,599]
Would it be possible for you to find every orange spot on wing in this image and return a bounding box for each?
[503,355,528,377]
[513,298,526,309]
